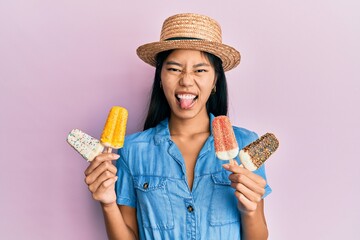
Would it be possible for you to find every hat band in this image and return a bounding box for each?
[165,37,202,41]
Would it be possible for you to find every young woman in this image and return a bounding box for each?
[84,13,271,240]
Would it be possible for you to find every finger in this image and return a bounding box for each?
[85,161,117,185]
[93,176,118,195]
[91,177,118,202]
[85,153,119,176]
[88,171,117,193]
[102,176,118,189]
[229,173,266,196]
[235,190,258,212]
[223,163,245,174]
[231,182,263,203]
[223,164,266,186]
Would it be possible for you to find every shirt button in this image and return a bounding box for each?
[143,182,149,189]
[187,205,194,213]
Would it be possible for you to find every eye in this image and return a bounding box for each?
[195,69,208,73]
[167,68,181,72]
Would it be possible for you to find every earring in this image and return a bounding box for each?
[211,86,216,94]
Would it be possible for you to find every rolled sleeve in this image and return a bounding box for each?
[115,147,136,208]
[254,164,272,198]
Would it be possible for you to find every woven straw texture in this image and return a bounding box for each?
[137,13,241,72]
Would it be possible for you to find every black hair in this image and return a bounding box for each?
[143,50,228,130]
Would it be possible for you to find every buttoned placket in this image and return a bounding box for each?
[167,139,199,239]
[166,133,213,239]
[185,199,197,240]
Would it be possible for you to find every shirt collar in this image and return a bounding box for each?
[154,118,171,145]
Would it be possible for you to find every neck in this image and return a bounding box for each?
[169,113,210,137]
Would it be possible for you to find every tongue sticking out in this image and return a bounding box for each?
[179,98,194,109]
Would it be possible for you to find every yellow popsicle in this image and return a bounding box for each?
[100,106,128,149]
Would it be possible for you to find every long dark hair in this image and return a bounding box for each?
[143,50,228,130]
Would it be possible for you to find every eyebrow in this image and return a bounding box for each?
[165,61,211,68]
[193,63,211,68]
[165,61,183,67]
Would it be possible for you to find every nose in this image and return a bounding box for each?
[179,72,194,87]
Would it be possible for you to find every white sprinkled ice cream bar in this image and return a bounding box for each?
[67,129,104,161]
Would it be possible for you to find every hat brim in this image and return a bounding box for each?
[136,39,240,72]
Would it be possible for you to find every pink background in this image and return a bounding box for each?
[1,1,359,239]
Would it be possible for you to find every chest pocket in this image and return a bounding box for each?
[134,176,174,230]
[209,171,240,226]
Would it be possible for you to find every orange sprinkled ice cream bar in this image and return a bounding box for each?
[212,116,239,163]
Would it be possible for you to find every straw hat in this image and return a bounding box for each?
[136,13,241,72]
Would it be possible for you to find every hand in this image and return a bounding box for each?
[223,162,266,214]
[84,153,119,205]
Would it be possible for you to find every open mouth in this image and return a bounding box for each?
[176,94,198,109]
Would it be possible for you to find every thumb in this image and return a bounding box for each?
[222,162,243,174]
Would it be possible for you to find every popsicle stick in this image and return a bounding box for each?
[106,147,113,153]
[229,159,235,165]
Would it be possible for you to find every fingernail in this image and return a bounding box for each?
[222,164,230,169]
[113,154,120,159]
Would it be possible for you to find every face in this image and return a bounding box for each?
[160,49,217,121]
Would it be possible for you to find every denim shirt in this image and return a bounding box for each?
[116,114,271,240]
